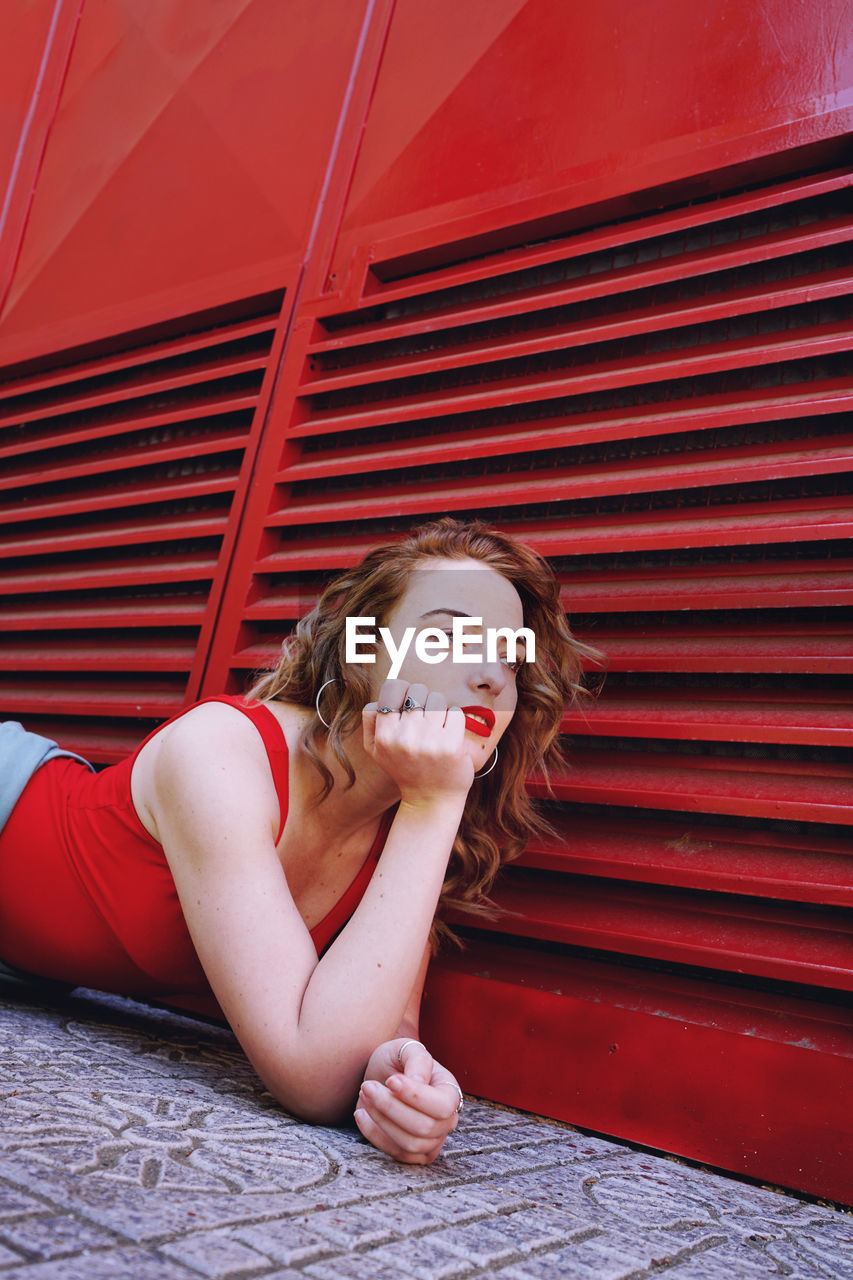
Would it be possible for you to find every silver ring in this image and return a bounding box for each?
[377,706,397,715]
[402,695,424,712]
[397,1039,422,1069]
[434,1081,464,1113]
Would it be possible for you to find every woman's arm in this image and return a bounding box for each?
[356,945,464,1164]
[149,695,469,1125]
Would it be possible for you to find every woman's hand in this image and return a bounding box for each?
[354,1038,463,1164]
[363,680,474,807]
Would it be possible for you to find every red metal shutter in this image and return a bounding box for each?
[0,290,285,761]
[218,163,853,1200]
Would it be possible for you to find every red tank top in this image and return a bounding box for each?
[0,696,392,1018]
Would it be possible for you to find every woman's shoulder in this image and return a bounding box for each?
[136,697,311,782]
[131,699,284,841]
[156,697,269,746]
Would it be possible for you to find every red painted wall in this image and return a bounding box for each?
[0,0,374,360]
[1,0,851,1203]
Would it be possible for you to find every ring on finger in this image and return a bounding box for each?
[399,1034,425,1064]
[377,705,398,715]
[438,1081,464,1113]
[402,695,424,712]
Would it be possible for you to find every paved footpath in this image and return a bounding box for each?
[0,986,849,1279]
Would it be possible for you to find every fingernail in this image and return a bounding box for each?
[361,1080,379,1099]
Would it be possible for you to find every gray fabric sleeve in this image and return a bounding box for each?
[0,721,95,835]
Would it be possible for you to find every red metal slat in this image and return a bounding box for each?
[455,871,853,990]
[518,815,853,907]
[0,639,195,673]
[345,169,853,311]
[0,682,185,720]
[344,216,852,347]
[295,320,853,436]
[536,751,853,823]
[0,512,229,561]
[232,591,308,623]
[534,498,852,557]
[0,428,248,492]
[0,598,207,631]
[520,496,853,558]
[303,264,853,393]
[563,687,853,747]
[267,434,853,527]
[230,641,288,671]
[0,467,242,524]
[585,621,853,674]
[0,552,218,596]
[278,379,852,482]
[560,560,853,613]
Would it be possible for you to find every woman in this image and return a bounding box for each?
[0,518,588,1164]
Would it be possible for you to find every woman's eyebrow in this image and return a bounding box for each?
[418,608,473,620]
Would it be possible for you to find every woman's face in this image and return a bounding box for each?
[367,557,525,770]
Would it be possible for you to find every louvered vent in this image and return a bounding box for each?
[234,166,852,1007]
[0,290,284,761]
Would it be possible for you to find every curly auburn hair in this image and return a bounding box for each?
[249,518,595,944]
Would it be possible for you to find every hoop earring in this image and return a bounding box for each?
[315,678,336,730]
[474,745,498,779]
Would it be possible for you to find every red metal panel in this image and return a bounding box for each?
[0,0,375,362]
[421,947,853,1205]
[0,291,285,760]
[328,0,853,288]
[0,0,82,310]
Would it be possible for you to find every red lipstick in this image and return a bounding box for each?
[461,706,495,738]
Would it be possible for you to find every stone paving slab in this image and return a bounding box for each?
[0,986,849,1279]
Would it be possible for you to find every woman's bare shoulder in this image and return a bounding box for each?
[132,701,280,842]
[149,700,272,757]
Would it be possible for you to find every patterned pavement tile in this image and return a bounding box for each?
[0,1247,197,1279]
[0,986,850,1280]
[230,1217,337,1267]
[0,1212,116,1261]
[159,1229,276,1278]
[0,1187,52,1221]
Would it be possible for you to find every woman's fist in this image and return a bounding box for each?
[362,681,474,804]
[355,1038,462,1164]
